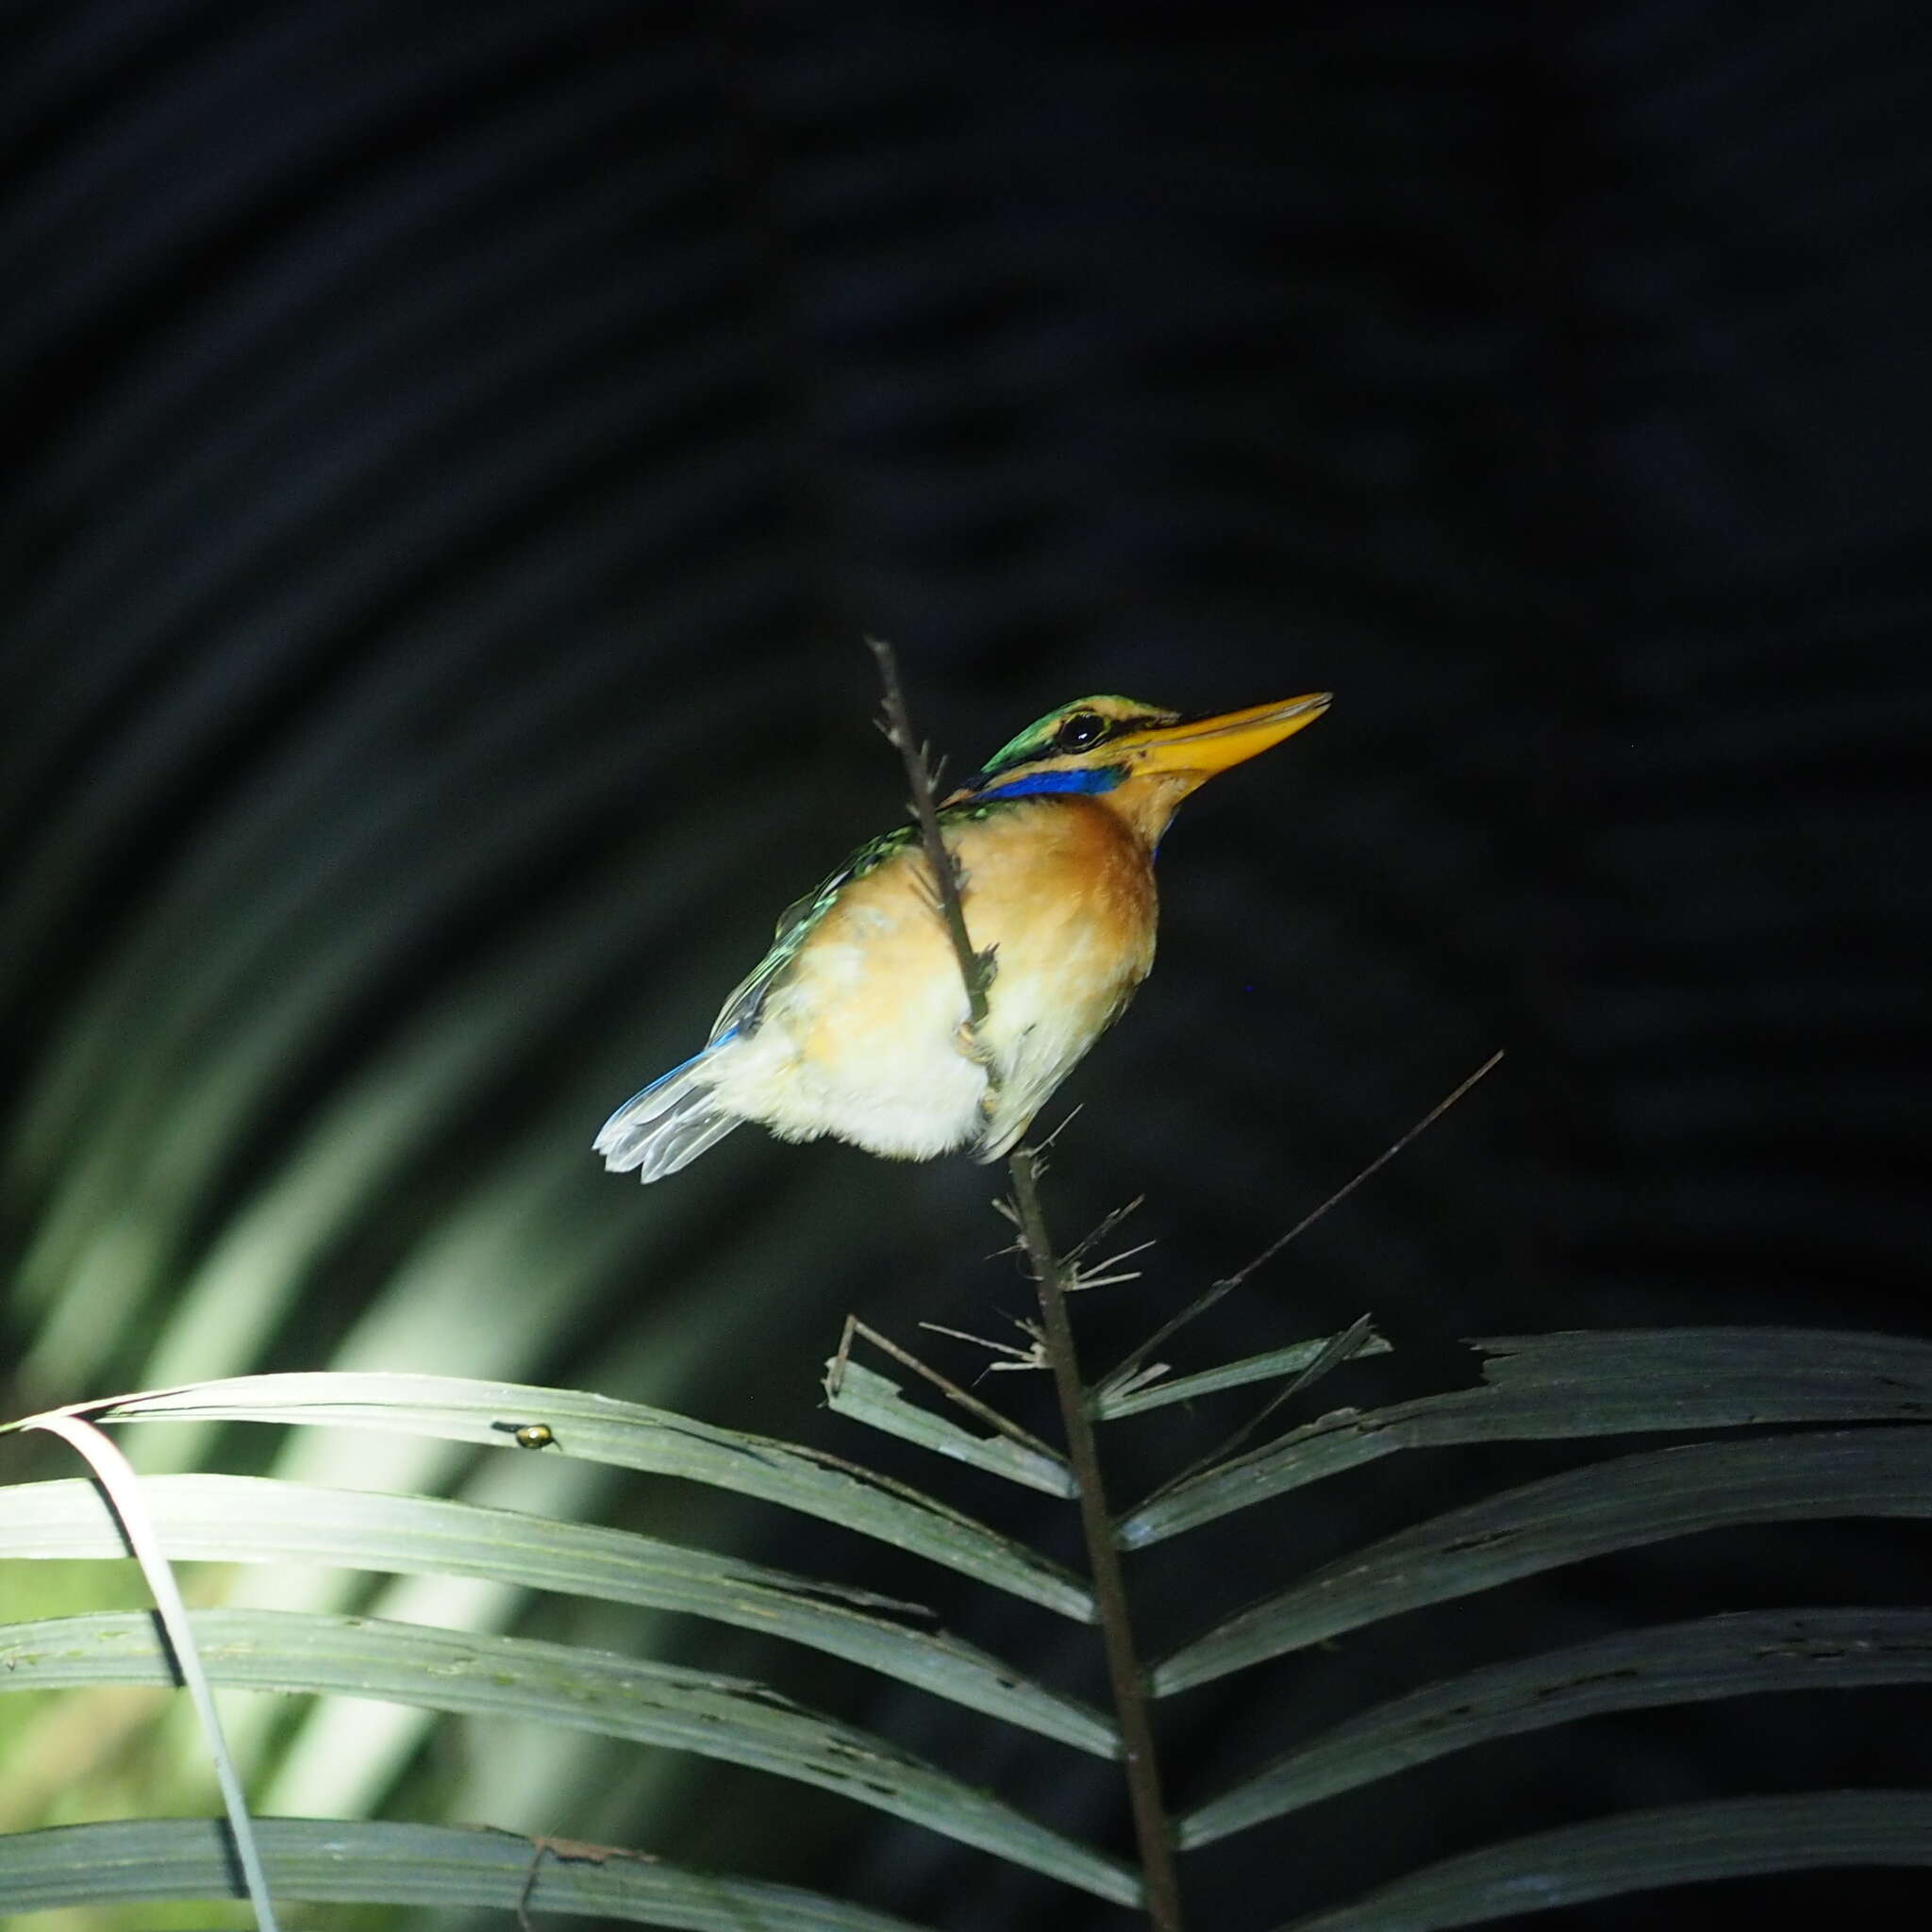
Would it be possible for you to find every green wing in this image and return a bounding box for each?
[707,824,921,1042]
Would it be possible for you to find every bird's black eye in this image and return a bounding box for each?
[1056,710,1108,752]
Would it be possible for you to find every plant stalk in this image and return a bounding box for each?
[865,635,991,1029]
[1009,1147,1184,1931]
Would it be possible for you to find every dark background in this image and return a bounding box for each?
[2,3,1927,1927]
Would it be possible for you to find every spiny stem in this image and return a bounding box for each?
[865,636,990,1029]
[1009,1147,1184,1931]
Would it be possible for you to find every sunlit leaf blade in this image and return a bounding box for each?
[0,1816,938,1926]
[1183,1607,1932,1847]
[1123,1328,1932,1544]
[824,1359,1075,1496]
[1156,1426,1932,1693]
[1274,1791,1932,1931]
[0,1608,1140,1906]
[68,1371,1093,1620]
[0,1473,1118,1757]
[1091,1327,1391,1420]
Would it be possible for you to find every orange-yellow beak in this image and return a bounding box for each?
[1109,691,1331,777]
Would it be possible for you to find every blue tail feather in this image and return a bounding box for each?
[593,1029,742,1183]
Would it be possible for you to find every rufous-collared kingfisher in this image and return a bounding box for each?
[596,690,1329,1182]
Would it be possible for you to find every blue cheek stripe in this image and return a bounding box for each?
[975,766,1124,802]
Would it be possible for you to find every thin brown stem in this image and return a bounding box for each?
[828,1315,1067,1465]
[865,636,991,1028]
[1098,1048,1506,1398]
[1009,1147,1184,1931]
[1134,1312,1376,1511]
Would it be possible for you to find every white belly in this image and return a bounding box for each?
[703,798,1157,1161]
[708,941,990,1159]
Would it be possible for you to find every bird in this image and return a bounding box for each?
[595,690,1330,1182]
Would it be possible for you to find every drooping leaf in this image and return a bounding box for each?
[15,1408,279,1926]
[0,1473,1117,1757]
[1183,1606,1932,1846]
[1156,1426,1932,1693]
[0,1816,939,1926]
[1274,1790,1932,1931]
[1124,1327,1932,1545]
[65,1371,1093,1619]
[0,1607,1139,1905]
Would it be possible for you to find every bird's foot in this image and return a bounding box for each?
[955,1020,996,1070]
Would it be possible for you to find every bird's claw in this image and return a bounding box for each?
[955,1020,996,1069]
